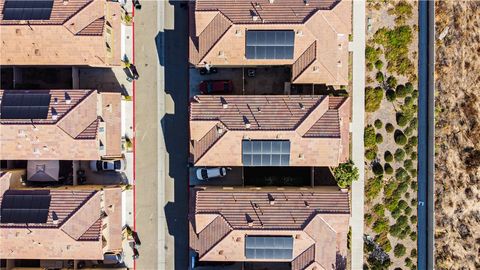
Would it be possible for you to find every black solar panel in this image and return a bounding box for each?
[242,140,290,166]
[0,190,51,224]
[2,0,54,20]
[0,91,51,119]
[245,236,293,259]
[246,30,294,60]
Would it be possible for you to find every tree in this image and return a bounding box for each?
[365,148,377,160]
[374,119,383,129]
[396,84,408,98]
[386,76,398,89]
[372,162,384,175]
[376,133,384,144]
[365,125,377,148]
[394,130,408,145]
[384,163,394,174]
[394,244,406,258]
[332,160,359,188]
[375,60,384,70]
[376,71,385,83]
[395,148,406,161]
[366,87,384,112]
[385,123,395,133]
[386,89,397,102]
[384,151,394,162]
[396,113,409,127]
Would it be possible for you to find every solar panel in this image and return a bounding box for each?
[0,91,51,119]
[245,236,293,259]
[0,190,51,224]
[2,0,54,20]
[242,140,290,166]
[246,30,294,60]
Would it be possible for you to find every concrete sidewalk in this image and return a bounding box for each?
[350,1,366,269]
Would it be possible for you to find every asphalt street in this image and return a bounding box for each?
[134,1,189,269]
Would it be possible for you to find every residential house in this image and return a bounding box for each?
[189,186,350,269]
[0,172,123,261]
[190,95,350,167]
[189,0,352,85]
[0,89,121,160]
[0,0,121,66]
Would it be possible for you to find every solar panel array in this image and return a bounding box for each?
[246,30,295,60]
[242,140,290,166]
[2,0,54,20]
[0,91,51,119]
[0,190,51,224]
[245,236,293,259]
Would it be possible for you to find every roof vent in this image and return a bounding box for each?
[63,0,69,5]
[337,60,342,67]
[296,30,303,36]
[52,211,59,225]
[304,201,310,208]
[304,0,310,6]
[222,102,228,109]
[64,92,71,104]
[193,96,200,102]
[299,103,305,110]
[268,194,275,205]
[243,116,251,129]
[248,220,254,227]
[54,97,58,104]
[269,0,275,3]
[51,107,58,120]
[252,15,259,22]
[257,107,262,112]
[216,125,223,134]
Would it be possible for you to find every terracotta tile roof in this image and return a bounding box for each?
[0,89,122,160]
[0,187,123,260]
[190,187,350,266]
[0,0,121,66]
[189,0,351,85]
[190,95,350,166]
[195,0,340,24]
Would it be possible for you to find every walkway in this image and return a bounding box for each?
[350,1,366,269]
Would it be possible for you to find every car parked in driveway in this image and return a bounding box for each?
[90,159,126,172]
[199,80,233,94]
[196,167,228,181]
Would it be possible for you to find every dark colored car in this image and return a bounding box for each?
[199,80,233,94]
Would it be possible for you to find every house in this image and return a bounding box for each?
[0,89,121,160]
[189,95,350,167]
[0,0,121,66]
[0,172,123,260]
[189,0,352,85]
[189,186,350,269]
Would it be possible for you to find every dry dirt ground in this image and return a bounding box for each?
[435,1,480,269]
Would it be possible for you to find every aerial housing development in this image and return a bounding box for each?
[0,0,473,269]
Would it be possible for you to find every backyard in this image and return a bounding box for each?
[363,1,419,269]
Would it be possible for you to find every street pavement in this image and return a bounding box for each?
[350,1,366,269]
[134,1,189,269]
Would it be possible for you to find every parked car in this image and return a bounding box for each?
[90,159,126,172]
[199,80,233,94]
[100,252,124,265]
[196,167,228,181]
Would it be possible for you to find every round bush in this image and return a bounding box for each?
[396,168,410,182]
[376,71,385,83]
[384,151,394,162]
[409,169,417,177]
[365,149,377,160]
[394,130,408,145]
[405,206,412,215]
[410,181,418,191]
[372,162,384,175]
[411,198,417,206]
[405,82,414,94]
[387,76,398,89]
[365,87,384,112]
[384,163,394,174]
[386,89,397,102]
[365,213,374,226]
[405,192,410,199]
[404,126,414,137]
[375,59,384,70]
[404,159,413,170]
[410,248,417,258]
[366,62,374,71]
[395,148,406,161]
[410,232,417,241]
[412,90,419,99]
[364,125,377,148]
[410,117,418,129]
[373,204,385,216]
[396,113,409,127]
[396,84,408,98]
[391,208,402,219]
[404,96,414,107]
[404,144,414,155]
[405,257,413,268]
[410,215,417,224]
[386,123,395,133]
[411,151,418,160]
[398,200,409,210]
[408,136,418,146]
[376,133,383,144]
[374,119,383,129]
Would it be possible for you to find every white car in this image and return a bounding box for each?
[196,167,228,181]
[90,159,126,172]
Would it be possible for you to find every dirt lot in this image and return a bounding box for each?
[434,1,480,269]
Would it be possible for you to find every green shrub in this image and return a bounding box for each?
[375,60,384,70]
[404,96,414,107]
[385,196,400,212]
[410,232,417,241]
[395,148,406,161]
[364,125,377,147]
[372,162,384,175]
[372,217,389,234]
[404,206,412,215]
[394,130,408,145]
[366,176,383,201]
[376,71,385,83]
[404,144,414,155]
[333,160,359,188]
[404,159,413,170]
[398,199,409,210]
[405,82,414,94]
[396,84,408,98]
[409,169,417,177]
[412,89,419,98]
[373,26,413,76]
[365,148,377,160]
[376,133,383,144]
[386,76,398,89]
[410,248,417,258]
[389,0,413,24]
[391,208,402,219]
[405,257,413,268]
[404,126,414,137]
[376,232,392,253]
[365,213,374,226]
[405,192,410,199]
[410,215,417,224]
[365,87,384,112]
[396,113,409,127]
[386,89,397,102]
[396,181,409,194]
[386,123,395,133]
[384,151,394,162]
[384,163,394,174]
[366,62,374,71]
[373,203,385,216]
[411,198,417,206]
[366,46,382,63]
[384,181,398,198]
[410,181,418,191]
[408,136,418,147]
[410,117,418,129]
[374,119,383,129]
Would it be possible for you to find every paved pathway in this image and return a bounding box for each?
[350,1,366,269]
